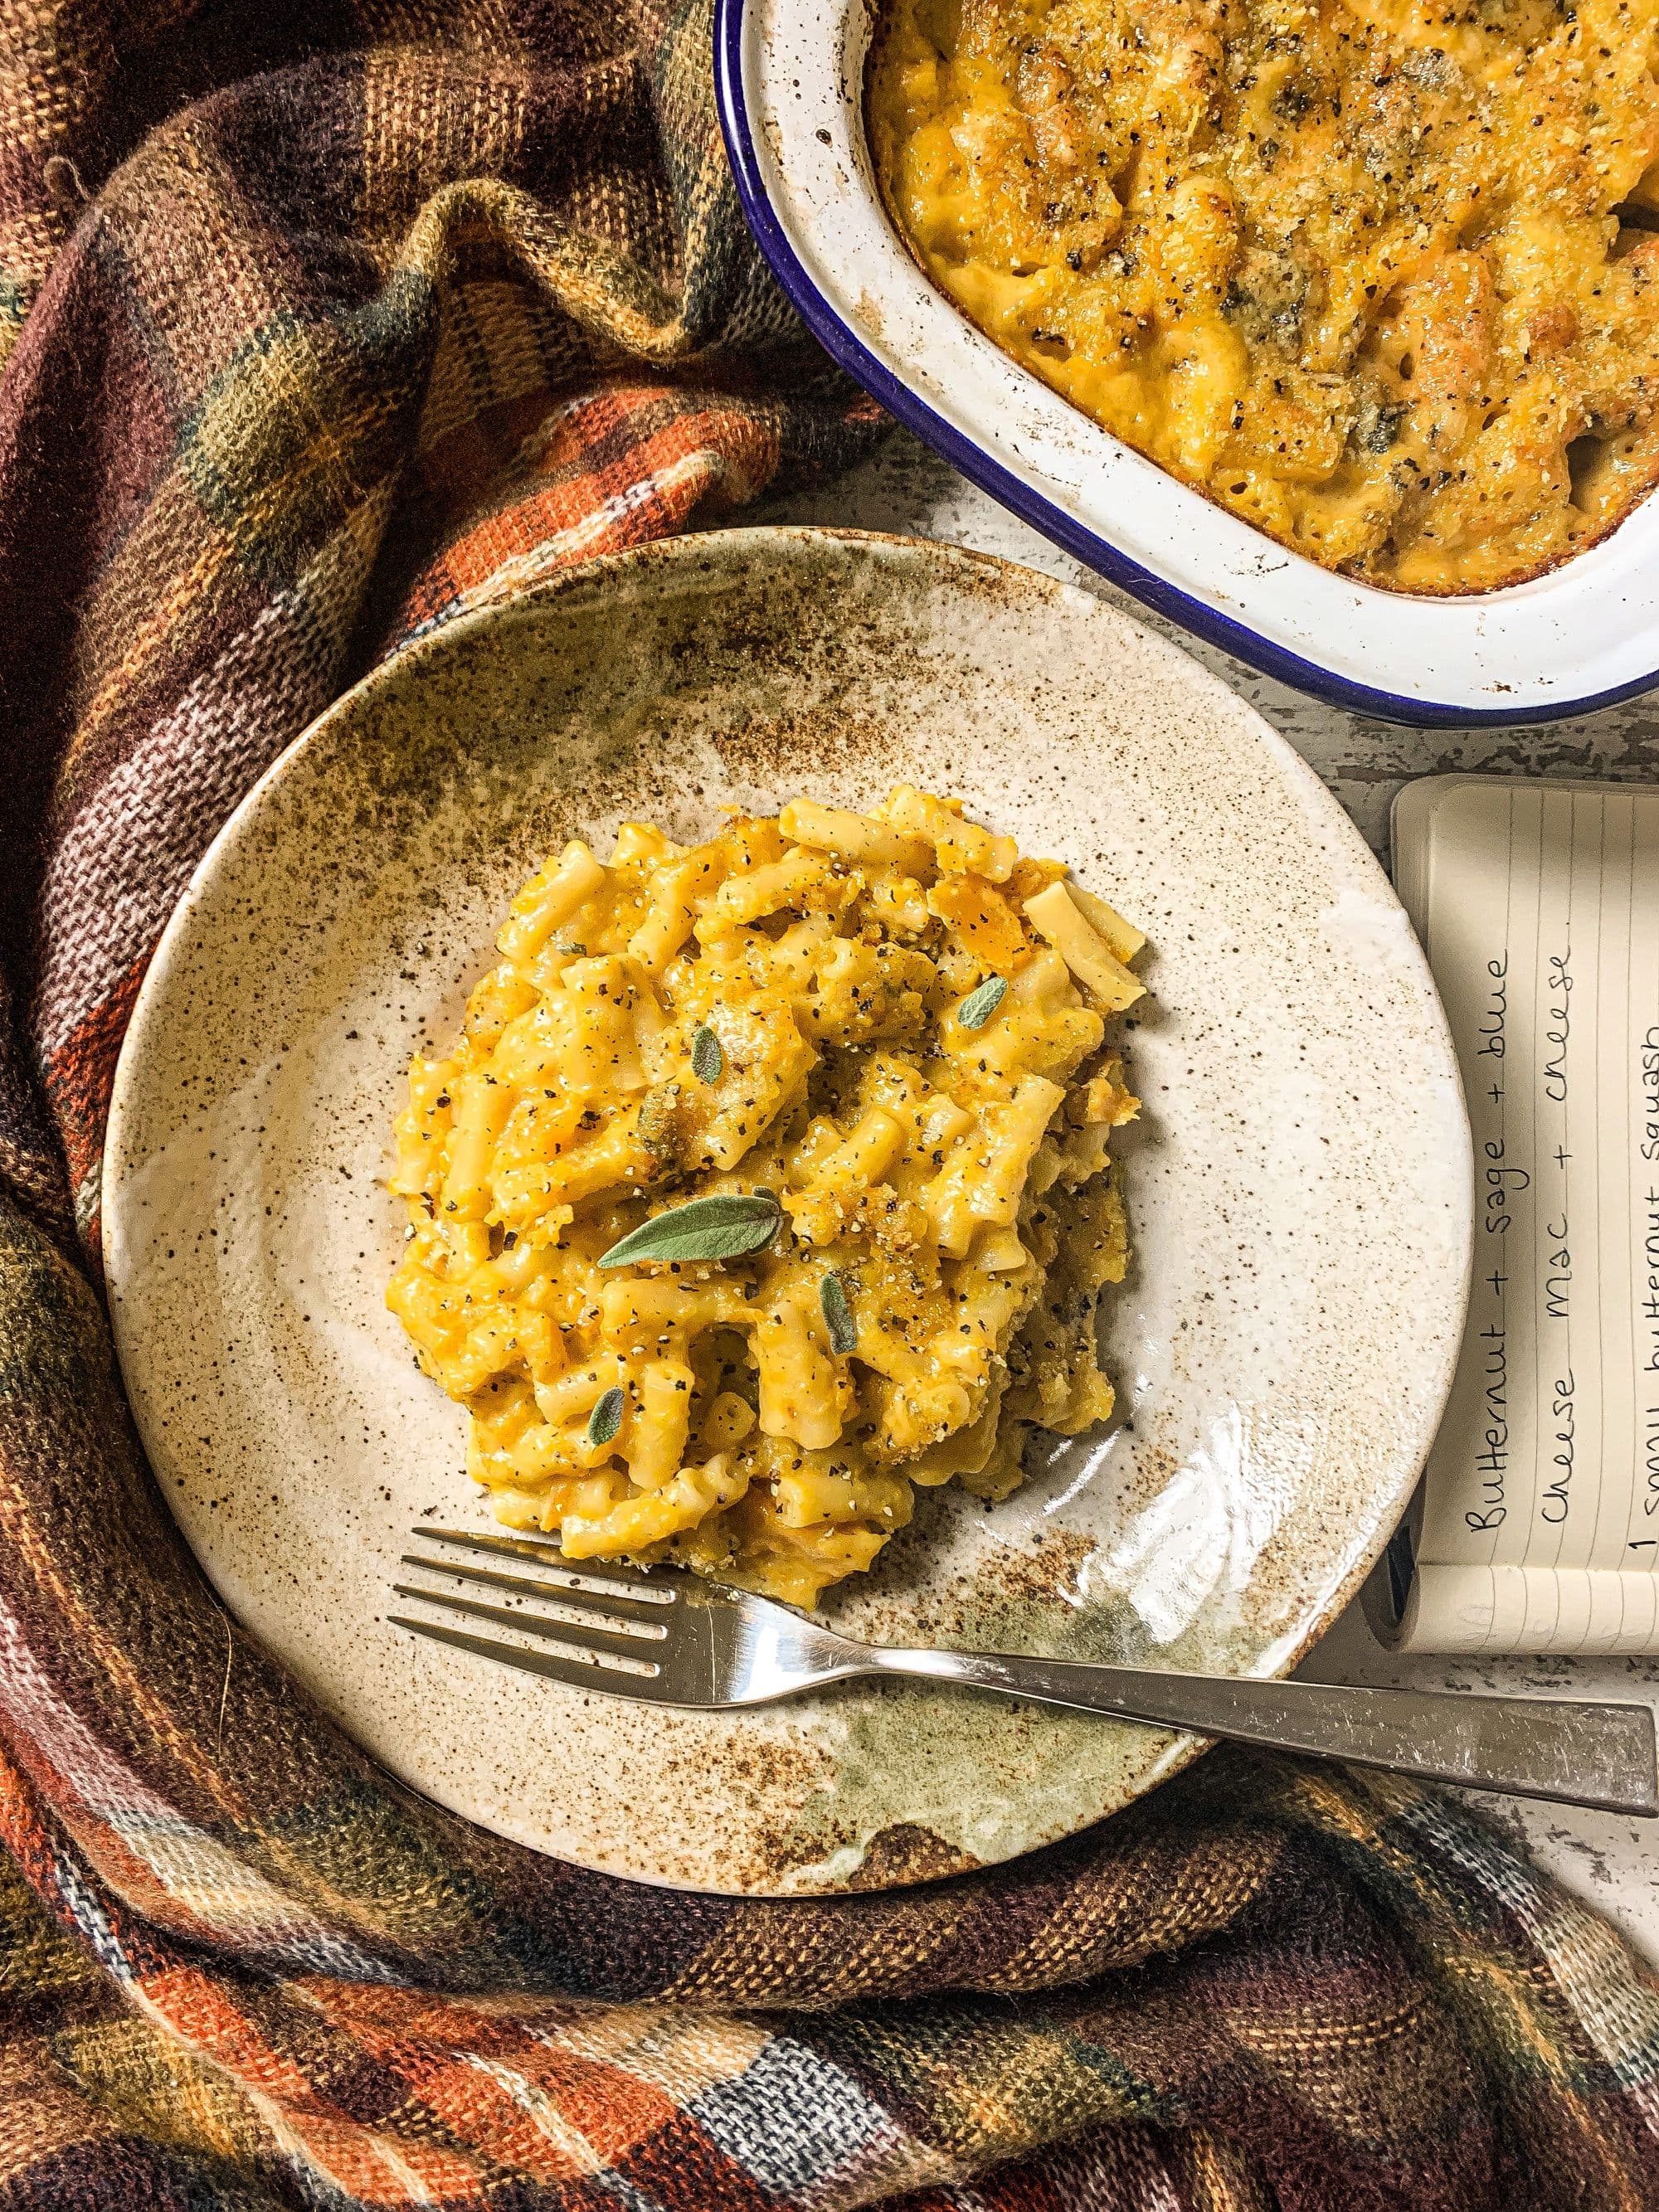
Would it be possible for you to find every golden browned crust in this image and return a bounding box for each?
[868,0,1659,594]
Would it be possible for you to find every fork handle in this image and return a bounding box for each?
[866,1648,1659,1816]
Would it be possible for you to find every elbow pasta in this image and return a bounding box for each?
[868,0,1659,592]
[387,789,1145,1607]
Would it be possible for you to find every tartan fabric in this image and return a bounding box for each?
[1,8,1658,2211]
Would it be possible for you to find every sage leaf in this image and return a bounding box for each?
[820,1271,857,1354]
[598,1191,782,1268]
[958,975,1008,1030]
[587,1385,625,1447]
[691,1024,723,1084]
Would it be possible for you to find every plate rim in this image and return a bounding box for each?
[103,525,1474,1889]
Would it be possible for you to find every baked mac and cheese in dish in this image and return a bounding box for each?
[868,0,1659,592]
[387,790,1144,1607]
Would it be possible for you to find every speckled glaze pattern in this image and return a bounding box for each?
[103,527,1472,1896]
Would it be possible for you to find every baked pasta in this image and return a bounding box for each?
[387,790,1144,1607]
[868,0,1659,592]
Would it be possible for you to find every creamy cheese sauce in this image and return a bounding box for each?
[387,790,1144,1608]
[868,0,1659,592]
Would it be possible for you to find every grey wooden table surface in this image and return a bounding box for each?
[761,428,1659,1957]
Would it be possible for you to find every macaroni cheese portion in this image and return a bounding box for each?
[868,0,1659,592]
[387,790,1144,1607]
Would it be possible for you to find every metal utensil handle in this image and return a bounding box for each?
[868,1648,1659,1816]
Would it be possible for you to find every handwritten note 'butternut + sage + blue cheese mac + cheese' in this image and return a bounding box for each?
[1389,777,1659,1655]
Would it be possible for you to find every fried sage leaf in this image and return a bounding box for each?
[690,1024,724,1084]
[820,1271,857,1354]
[957,975,1008,1030]
[587,1386,625,1446]
[597,1191,782,1267]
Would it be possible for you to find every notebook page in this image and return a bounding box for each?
[1387,776,1659,1655]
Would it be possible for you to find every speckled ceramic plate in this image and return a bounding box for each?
[104,528,1472,1896]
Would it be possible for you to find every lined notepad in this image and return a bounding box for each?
[1385,776,1659,1655]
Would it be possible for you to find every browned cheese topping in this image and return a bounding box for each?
[869,0,1659,591]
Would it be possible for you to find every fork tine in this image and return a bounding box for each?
[399,1553,671,1632]
[392,1616,662,1699]
[392,1584,664,1667]
[409,1526,677,1604]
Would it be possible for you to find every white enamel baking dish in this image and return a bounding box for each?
[716,0,1659,724]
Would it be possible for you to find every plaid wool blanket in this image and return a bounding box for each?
[2,6,1658,2209]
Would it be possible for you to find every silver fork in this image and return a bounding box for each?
[392,1526,1659,1817]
